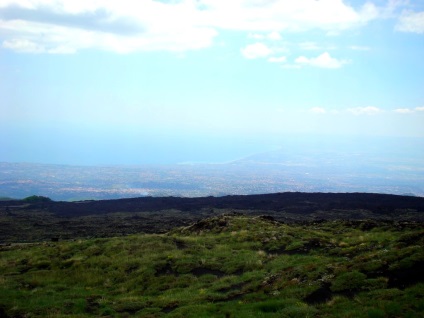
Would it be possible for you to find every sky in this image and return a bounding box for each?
[0,0,423,165]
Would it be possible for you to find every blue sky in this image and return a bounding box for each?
[0,0,423,165]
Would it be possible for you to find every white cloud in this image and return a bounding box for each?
[310,107,326,114]
[348,106,382,116]
[241,42,272,59]
[349,45,371,51]
[299,42,321,50]
[267,31,281,40]
[1,18,217,54]
[0,0,385,54]
[2,38,46,53]
[199,0,379,32]
[391,107,424,114]
[358,2,381,22]
[393,108,414,114]
[295,52,349,69]
[248,31,281,41]
[396,10,424,34]
[0,0,218,53]
[298,42,337,51]
[248,33,265,40]
[268,56,286,63]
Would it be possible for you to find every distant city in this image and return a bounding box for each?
[1,143,423,200]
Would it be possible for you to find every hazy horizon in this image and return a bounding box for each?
[1,134,423,166]
[2,134,423,200]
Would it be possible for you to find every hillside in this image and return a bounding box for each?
[1,192,423,243]
[0,214,423,317]
[1,192,423,317]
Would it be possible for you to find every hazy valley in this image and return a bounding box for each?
[2,138,423,201]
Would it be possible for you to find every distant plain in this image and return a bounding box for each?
[1,136,423,201]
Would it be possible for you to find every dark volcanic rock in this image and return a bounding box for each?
[1,192,423,242]
[4,192,422,220]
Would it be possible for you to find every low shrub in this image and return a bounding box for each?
[331,271,367,292]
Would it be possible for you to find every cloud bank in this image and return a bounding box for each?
[0,0,394,54]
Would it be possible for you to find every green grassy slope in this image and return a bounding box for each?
[0,215,423,317]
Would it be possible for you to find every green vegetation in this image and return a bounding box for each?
[0,214,423,317]
[23,195,53,203]
[0,197,15,201]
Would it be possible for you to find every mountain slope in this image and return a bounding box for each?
[0,214,423,317]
